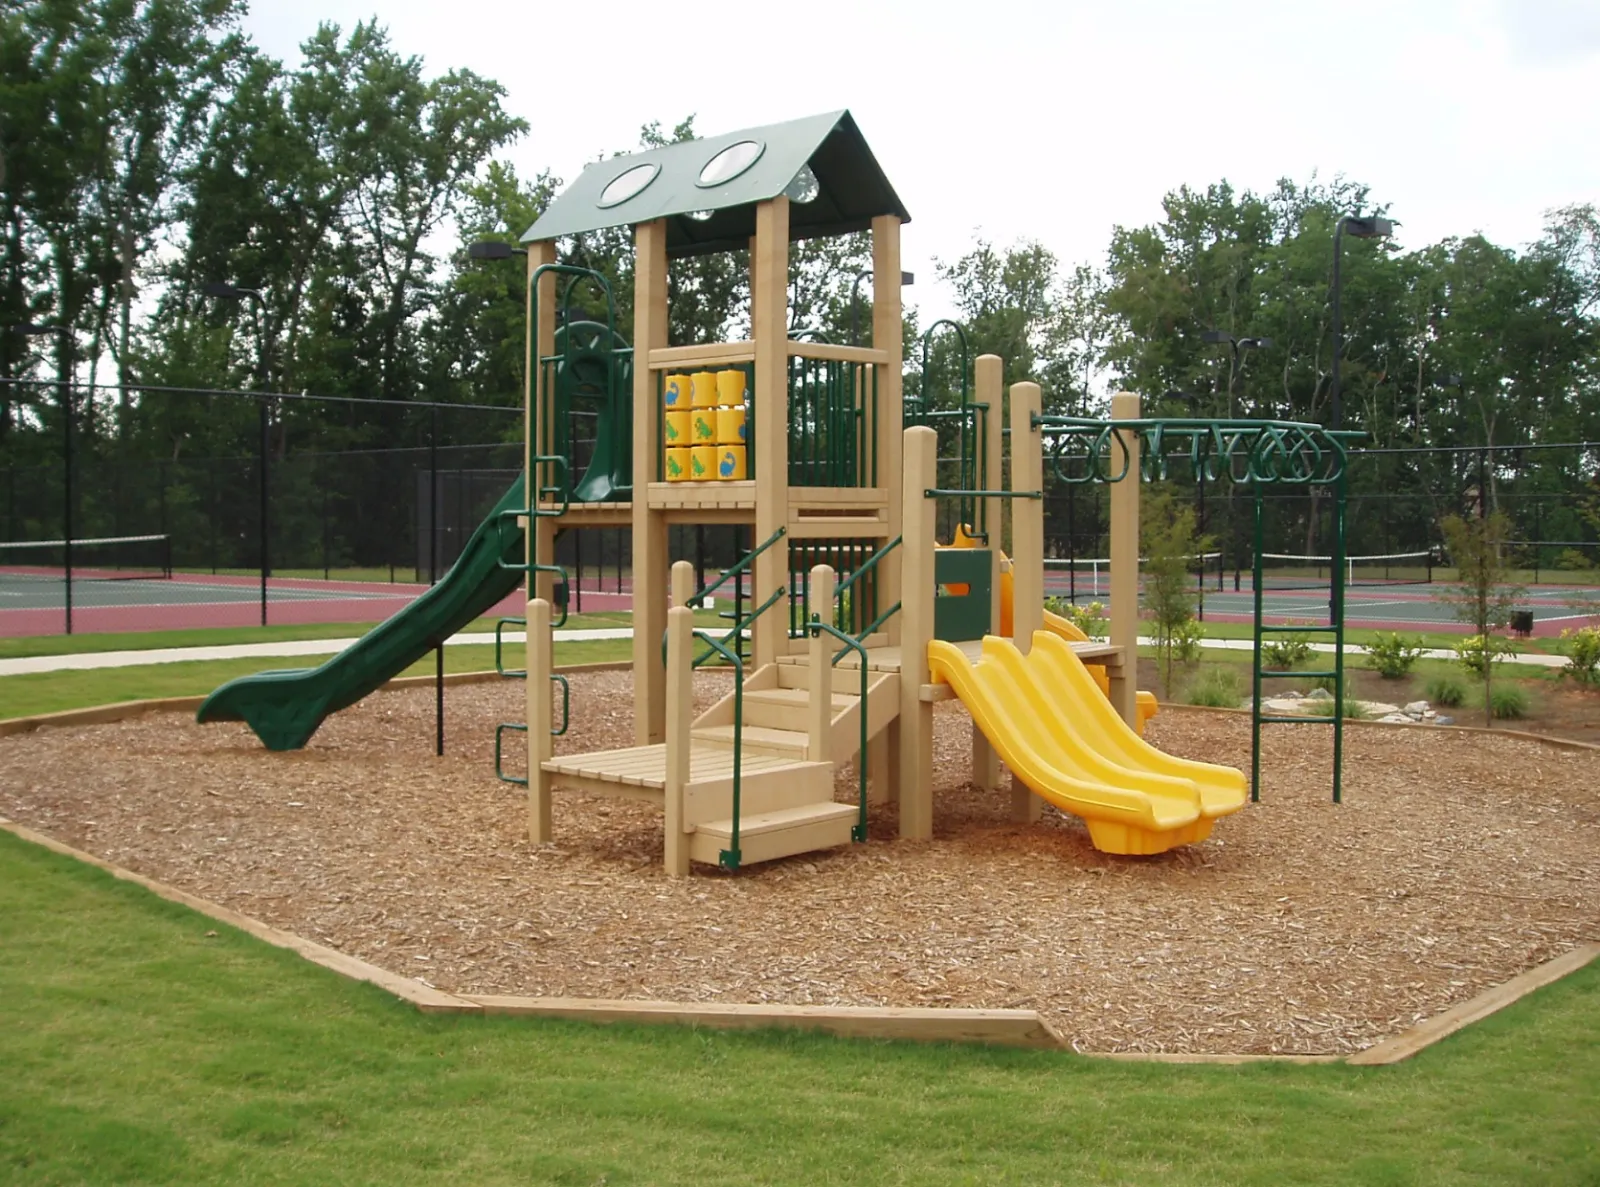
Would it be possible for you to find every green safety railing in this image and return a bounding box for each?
[685,527,786,666]
[832,534,901,643]
[1032,413,1363,805]
[788,355,876,488]
[806,616,872,844]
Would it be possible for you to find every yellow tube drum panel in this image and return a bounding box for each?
[691,371,719,408]
[715,406,746,444]
[663,374,691,408]
[689,445,717,480]
[716,445,747,480]
[664,410,691,447]
[664,448,691,482]
[690,408,718,444]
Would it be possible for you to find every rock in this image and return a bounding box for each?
[1404,700,1430,717]
[1262,698,1305,715]
[1362,702,1401,717]
[1378,713,1412,724]
[1436,715,1455,726]
[1306,687,1333,701]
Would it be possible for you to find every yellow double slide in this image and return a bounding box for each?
[928,632,1247,855]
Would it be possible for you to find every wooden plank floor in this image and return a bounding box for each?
[543,743,810,790]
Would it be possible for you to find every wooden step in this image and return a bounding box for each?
[691,724,809,756]
[689,801,858,866]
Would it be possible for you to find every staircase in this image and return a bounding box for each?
[683,660,900,867]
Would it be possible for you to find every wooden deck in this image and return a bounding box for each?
[542,743,816,799]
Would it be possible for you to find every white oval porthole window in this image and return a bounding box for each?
[783,163,819,204]
[598,162,659,208]
[685,209,714,221]
[697,140,764,188]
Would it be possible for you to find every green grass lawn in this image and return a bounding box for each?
[0,639,632,721]
[2,828,1598,1185]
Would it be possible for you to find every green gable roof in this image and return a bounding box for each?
[521,110,910,258]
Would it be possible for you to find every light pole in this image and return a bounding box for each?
[202,281,271,626]
[10,323,74,632]
[848,269,915,346]
[1331,215,1394,429]
[1200,331,1272,418]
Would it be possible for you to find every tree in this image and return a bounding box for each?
[1437,510,1525,726]
[1141,486,1212,698]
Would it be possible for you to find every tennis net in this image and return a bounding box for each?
[1044,552,1225,599]
[1258,549,1434,590]
[0,534,174,584]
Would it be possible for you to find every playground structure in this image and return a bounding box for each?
[197,110,1376,872]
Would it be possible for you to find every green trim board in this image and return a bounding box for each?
[522,110,910,257]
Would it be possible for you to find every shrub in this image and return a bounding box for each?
[1455,633,1513,677]
[1341,698,1370,720]
[1424,674,1468,707]
[1173,616,1205,664]
[1185,667,1241,708]
[1558,625,1600,686]
[1047,598,1108,640]
[1556,548,1594,571]
[1262,629,1314,670]
[1365,632,1427,680]
[1489,685,1530,720]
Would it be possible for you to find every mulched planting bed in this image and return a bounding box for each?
[3,670,1596,1055]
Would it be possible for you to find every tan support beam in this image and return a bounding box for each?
[527,596,553,843]
[632,220,669,744]
[867,730,890,805]
[971,354,1005,791]
[1008,381,1045,823]
[872,215,904,645]
[1109,391,1141,728]
[527,241,557,602]
[751,197,791,667]
[663,604,693,876]
[898,425,937,839]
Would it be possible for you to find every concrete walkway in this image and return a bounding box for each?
[0,628,633,677]
[0,628,1569,676]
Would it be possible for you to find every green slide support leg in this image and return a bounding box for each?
[196,476,530,751]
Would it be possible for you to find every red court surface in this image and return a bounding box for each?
[0,571,635,638]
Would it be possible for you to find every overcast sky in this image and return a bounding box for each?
[241,0,1599,320]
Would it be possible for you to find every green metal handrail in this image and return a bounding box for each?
[925,487,1041,499]
[692,585,784,669]
[495,617,526,678]
[690,627,747,871]
[850,600,901,649]
[690,525,787,608]
[833,535,901,601]
[494,723,528,786]
[807,617,871,844]
[550,674,570,736]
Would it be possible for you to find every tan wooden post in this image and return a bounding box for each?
[671,559,695,610]
[632,219,669,744]
[527,596,553,842]
[663,603,693,876]
[872,215,904,645]
[751,197,791,666]
[898,426,937,839]
[808,564,835,761]
[1109,391,1141,727]
[1007,382,1046,823]
[970,354,1005,791]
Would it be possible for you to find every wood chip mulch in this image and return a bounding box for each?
[2,671,1596,1055]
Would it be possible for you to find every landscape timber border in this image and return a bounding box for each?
[1,686,1595,1059]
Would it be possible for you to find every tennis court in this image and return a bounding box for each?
[1045,550,1600,637]
[0,534,631,636]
